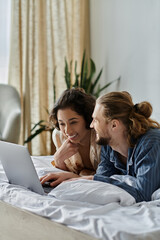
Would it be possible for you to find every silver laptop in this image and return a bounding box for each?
[0,141,53,195]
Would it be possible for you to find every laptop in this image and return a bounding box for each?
[0,141,53,195]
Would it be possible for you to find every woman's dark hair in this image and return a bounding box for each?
[49,88,96,129]
[97,91,160,146]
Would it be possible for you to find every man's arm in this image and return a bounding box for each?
[94,145,142,201]
[94,139,160,202]
[95,145,121,176]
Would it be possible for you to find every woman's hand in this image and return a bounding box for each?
[40,171,79,188]
[54,139,79,170]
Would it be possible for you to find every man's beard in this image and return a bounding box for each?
[96,137,110,146]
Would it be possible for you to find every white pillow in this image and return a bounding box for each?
[49,179,136,206]
[152,188,160,200]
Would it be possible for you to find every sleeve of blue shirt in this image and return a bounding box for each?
[94,130,160,202]
[94,146,143,202]
[95,146,121,176]
[133,139,160,202]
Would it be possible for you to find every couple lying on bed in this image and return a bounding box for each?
[40,88,160,203]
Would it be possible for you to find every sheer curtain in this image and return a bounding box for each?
[8,0,90,155]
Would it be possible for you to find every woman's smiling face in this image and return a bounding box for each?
[57,108,90,144]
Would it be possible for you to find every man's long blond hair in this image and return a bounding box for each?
[97,91,160,146]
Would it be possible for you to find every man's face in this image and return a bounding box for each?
[90,103,111,145]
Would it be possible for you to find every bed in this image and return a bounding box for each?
[1,155,160,240]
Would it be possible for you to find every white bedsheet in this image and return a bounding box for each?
[0,155,160,240]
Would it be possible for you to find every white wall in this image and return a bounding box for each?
[90,0,160,121]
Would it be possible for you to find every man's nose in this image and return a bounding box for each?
[90,120,94,129]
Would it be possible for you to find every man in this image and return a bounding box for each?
[91,91,160,202]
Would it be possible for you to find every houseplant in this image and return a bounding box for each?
[64,50,119,98]
[24,51,120,144]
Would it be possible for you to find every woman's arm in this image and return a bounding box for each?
[53,139,78,170]
[52,129,79,171]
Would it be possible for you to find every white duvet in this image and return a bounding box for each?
[0,156,160,240]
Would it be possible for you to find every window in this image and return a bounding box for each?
[0,0,11,84]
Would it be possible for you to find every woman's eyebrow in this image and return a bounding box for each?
[69,117,79,121]
[58,117,79,122]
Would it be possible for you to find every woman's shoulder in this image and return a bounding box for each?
[90,129,101,168]
[90,129,100,146]
[90,128,96,140]
[52,128,61,140]
[52,128,65,148]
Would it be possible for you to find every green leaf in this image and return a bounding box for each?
[24,126,46,144]
[94,76,121,97]
[80,50,86,87]
[53,67,56,103]
[82,61,88,89]
[73,61,79,87]
[86,58,96,93]
[98,76,120,93]
[31,120,45,132]
[90,68,103,94]
[64,57,71,89]
[94,84,101,98]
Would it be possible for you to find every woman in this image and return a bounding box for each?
[41,88,101,186]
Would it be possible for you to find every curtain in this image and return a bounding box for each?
[8,0,90,155]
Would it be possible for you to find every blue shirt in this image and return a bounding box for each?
[93,128,160,202]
